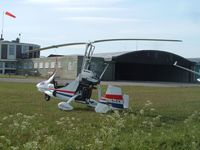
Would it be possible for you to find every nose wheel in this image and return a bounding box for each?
[44,94,50,101]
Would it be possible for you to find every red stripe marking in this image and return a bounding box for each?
[104,94,123,100]
[49,89,75,94]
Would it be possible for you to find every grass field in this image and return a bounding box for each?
[0,81,200,150]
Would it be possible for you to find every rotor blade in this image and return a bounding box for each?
[29,42,87,52]
[173,61,200,76]
[29,38,182,52]
[92,38,182,44]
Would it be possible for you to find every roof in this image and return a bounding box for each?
[94,50,195,66]
[0,39,40,47]
[48,54,64,57]
[188,58,200,63]
[93,51,130,61]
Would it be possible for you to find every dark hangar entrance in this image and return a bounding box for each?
[113,50,195,82]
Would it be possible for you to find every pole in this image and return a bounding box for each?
[1,11,4,40]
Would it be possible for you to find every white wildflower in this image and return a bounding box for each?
[142,121,147,124]
[145,100,152,106]
[150,108,155,111]
[139,109,144,115]
[2,116,8,120]
[60,117,65,121]
[13,120,19,127]
[10,146,19,150]
[0,136,6,139]
[16,113,23,116]
[56,121,63,125]
[95,138,103,144]
[23,141,39,150]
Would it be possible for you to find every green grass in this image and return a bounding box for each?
[0,74,29,79]
[0,74,44,79]
[0,82,200,149]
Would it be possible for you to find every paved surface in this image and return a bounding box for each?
[0,77,200,87]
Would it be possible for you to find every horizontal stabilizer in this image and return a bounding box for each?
[95,103,112,113]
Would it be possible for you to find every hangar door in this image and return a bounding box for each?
[113,50,195,82]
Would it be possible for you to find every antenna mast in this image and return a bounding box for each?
[0,11,4,40]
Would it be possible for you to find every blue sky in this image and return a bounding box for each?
[1,0,200,57]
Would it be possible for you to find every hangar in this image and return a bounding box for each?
[95,50,196,82]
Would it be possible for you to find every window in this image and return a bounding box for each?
[0,62,3,68]
[45,62,49,68]
[22,45,29,53]
[58,61,61,68]
[9,45,15,55]
[39,62,43,68]
[1,44,8,59]
[34,62,38,68]
[28,63,33,69]
[23,63,28,69]
[5,62,16,68]
[16,45,22,58]
[67,61,75,71]
[68,62,73,70]
[50,62,55,68]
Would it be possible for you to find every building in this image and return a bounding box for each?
[16,49,199,83]
[0,39,198,83]
[188,58,200,81]
[0,38,40,74]
[94,50,198,82]
[17,55,105,79]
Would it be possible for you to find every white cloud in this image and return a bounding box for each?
[55,7,128,12]
[24,0,121,5]
[62,16,149,23]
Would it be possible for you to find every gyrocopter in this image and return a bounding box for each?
[34,38,182,113]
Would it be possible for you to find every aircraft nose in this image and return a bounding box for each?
[36,83,42,91]
[36,83,40,89]
[36,81,45,92]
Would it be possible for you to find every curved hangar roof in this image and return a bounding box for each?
[111,50,194,66]
[96,50,196,82]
